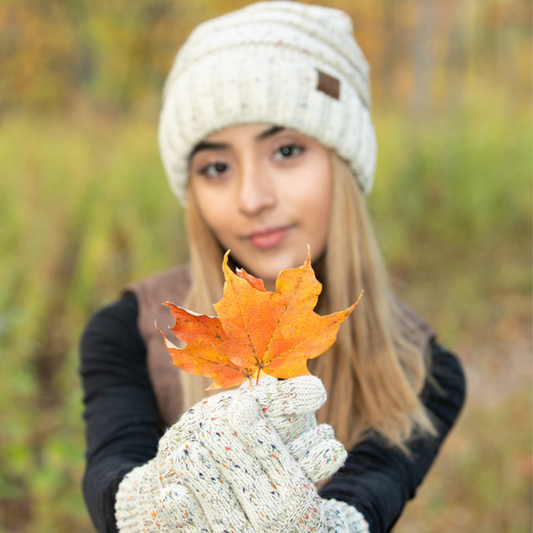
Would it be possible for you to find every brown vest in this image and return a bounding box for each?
[124,265,436,428]
[123,265,218,427]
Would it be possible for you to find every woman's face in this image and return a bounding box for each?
[189,123,332,289]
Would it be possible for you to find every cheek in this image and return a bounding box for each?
[191,186,233,245]
[291,167,333,255]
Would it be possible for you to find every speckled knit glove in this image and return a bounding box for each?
[243,376,347,484]
[323,499,370,532]
[115,377,368,532]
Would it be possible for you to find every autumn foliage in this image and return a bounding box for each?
[157,249,362,389]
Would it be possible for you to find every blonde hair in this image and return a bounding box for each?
[184,152,435,451]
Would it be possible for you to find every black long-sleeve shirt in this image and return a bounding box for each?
[80,293,466,533]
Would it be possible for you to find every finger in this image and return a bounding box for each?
[171,442,253,533]
[224,396,318,526]
[268,412,317,444]
[299,438,347,483]
[246,375,327,418]
[200,397,299,528]
[324,499,369,532]
[288,423,335,461]
[245,376,327,444]
[288,424,347,483]
[323,505,350,531]
[158,483,210,531]
[198,396,326,532]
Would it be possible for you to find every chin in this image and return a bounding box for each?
[256,252,301,281]
[233,242,310,283]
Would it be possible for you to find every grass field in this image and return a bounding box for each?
[0,95,530,532]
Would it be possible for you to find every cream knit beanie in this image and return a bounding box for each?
[159,1,377,203]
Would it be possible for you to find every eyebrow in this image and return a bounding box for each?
[189,125,286,160]
[189,141,228,159]
[257,125,285,140]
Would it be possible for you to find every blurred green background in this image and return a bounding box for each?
[0,0,531,531]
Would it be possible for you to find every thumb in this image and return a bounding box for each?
[244,376,327,444]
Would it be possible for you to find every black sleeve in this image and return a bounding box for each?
[81,295,466,533]
[319,341,467,533]
[80,295,163,533]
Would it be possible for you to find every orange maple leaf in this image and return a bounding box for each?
[157,248,362,389]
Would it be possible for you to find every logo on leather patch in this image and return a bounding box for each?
[316,70,340,100]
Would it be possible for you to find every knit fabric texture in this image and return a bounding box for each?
[323,499,369,532]
[115,376,364,532]
[158,0,377,204]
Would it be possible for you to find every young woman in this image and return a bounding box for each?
[80,2,466,532]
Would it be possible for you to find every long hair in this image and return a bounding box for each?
[183,151,435,451]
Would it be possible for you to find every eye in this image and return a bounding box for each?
[199,161,229,178]
[273,144,304,161]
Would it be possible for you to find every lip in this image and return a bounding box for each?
[245,226,293,250]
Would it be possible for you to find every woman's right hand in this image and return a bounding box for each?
[115,376,356,532]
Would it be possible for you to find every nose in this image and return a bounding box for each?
[237,159,276,217]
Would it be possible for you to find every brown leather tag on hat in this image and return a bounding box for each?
[316,69,340,100]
